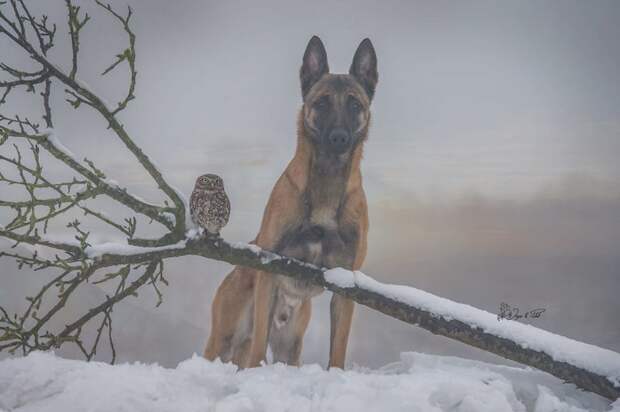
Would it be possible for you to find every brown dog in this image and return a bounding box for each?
[204,36,377,369]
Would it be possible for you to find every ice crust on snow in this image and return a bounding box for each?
[0,351,615,412]
[323,268,620,388]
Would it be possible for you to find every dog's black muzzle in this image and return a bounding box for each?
[325,127,352,154]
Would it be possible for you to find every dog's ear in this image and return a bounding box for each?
[349,38,378,101]
[300,36,329,98]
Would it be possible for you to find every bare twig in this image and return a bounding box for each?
[95,0,136,115]
[65,0,90,80]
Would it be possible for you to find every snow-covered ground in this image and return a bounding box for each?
[0,352,617,412]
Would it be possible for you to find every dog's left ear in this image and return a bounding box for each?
[300,36,329,99]
[349,38,378,101]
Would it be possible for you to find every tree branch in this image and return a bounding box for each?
[1,129,175,231]
[103,238,620,400]
[8,234,620,399]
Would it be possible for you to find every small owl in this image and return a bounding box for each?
[190,174,230,237]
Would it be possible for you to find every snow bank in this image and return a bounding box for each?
[324,268,620,388]
[0,352,615,412]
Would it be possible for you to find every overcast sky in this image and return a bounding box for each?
[1,0,619,368]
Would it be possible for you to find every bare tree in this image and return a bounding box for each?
[0,1,617,401]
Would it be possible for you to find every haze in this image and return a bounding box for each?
[1,0,619,368]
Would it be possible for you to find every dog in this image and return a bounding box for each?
[204,35,378,369]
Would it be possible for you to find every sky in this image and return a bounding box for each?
[1,0,619,368]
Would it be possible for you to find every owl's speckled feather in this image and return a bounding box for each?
[190,174,230,235]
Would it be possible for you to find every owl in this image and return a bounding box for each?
[190,174,230,237]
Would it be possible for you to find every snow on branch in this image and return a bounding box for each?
[323,268,620,400]
[199,240,620,401]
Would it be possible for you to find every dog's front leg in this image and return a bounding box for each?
[245,270,276,368]
[329,294,355,368]
[326,204,367,369]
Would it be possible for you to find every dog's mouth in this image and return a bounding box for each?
[312,135,355,162]
[312,152,351,177]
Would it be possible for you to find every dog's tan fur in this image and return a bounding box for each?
[205,36,377,368]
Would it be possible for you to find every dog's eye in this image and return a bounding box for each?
[349,99,362,112]
[314,97,329,110]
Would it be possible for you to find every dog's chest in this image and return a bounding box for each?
[274,166,354,297]
[309,205,337,230]
[275,199,344,298]
[290,205,342,266]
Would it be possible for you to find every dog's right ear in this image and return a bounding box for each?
[350,38,378,101]
[300,36,329,99]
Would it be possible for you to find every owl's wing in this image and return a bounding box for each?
[189,190,199,219]
[190,190,211,227]
[223,192,231,225]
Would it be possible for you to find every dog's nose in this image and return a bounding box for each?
[327,129,351,151]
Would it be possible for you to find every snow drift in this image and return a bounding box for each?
[0,352,617,412]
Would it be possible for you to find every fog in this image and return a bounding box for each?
[1,0,619,368]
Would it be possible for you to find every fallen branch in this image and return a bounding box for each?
[11,234,619,399]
